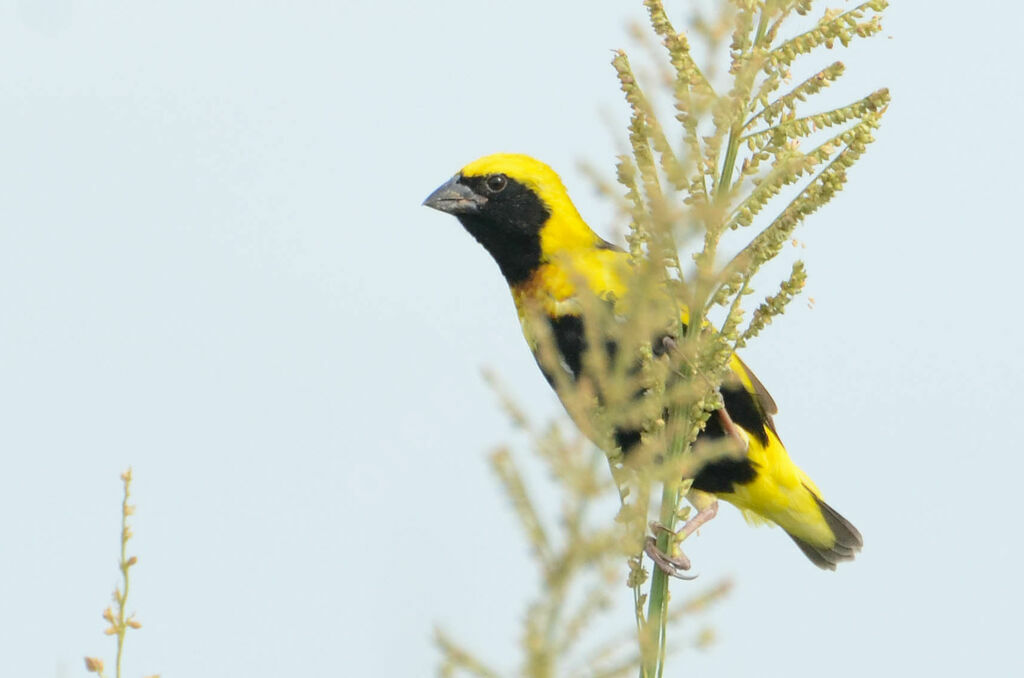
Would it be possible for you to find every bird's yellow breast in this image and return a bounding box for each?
[511,248,629,319]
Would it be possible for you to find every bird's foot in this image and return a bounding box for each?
[644,535,698,580]
[675,500,719,541]
[643,500,720,581]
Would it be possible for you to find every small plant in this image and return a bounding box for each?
[84,468,158,678]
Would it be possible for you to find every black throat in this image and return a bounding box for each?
[454,176,551,286]
[457,214,543,285]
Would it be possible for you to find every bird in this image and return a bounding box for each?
[423,152,862,572]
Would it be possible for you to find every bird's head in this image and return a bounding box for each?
[423,153,600,284]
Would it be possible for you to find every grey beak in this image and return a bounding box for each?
[422,175,487,215]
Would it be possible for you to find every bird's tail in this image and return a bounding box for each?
[728,428,863,570]
[785,490,863,570]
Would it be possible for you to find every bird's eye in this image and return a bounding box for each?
[486,174,507,193]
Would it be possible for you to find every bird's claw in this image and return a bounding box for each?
[644,535,698,580]
[643,498,719,581]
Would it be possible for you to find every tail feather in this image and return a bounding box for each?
[789,489,863,571]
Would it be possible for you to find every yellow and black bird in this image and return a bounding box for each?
[423,153,862,571]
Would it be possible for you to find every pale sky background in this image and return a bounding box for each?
[2,0,1022,676]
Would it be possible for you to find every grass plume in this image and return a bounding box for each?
[84,468,159,678]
